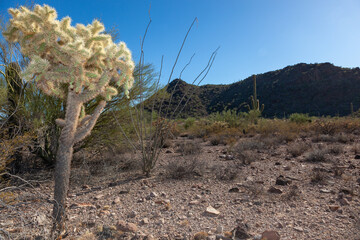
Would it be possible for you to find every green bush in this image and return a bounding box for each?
[289,113,311,124]
[184,117,196,130]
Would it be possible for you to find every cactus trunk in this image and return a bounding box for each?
[53,91,81,223]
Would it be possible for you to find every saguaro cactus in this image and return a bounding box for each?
[247,74,264,113]
[4,4,134,226]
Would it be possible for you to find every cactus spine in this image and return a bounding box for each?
[4,4,135,228]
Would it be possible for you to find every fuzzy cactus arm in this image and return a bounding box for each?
[73,100,106,144]
[78,115,91,127]
[55,118,66,127]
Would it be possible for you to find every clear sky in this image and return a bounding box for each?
[1,0,360,85]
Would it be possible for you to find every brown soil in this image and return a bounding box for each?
[1,134,360,239]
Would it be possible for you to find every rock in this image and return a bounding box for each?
[320,189,332,193]
[229,187,240,193]
[141,218,149,225]
[354,154,360,159]
[119,189,130,194]
[128,211,137,218]
[116,220,138,232]
[338,198,350,206]
[150,192,158,198]
[275,175,292,186]
[329,205,340,211]
[294,226,304,232]
[216,226,223,234]
[94,194,104,200]
[69,202,96,209]
[165,149,173,153]
[189,200,200,205]
[205,206,220,216]
[35,214,47,226]
[225,155,234,160]
[193,232,209,240]
[268,186,283,194]
[232,223,251,239]
[261,230,280,240]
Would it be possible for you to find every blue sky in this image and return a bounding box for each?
[1,0,360,85]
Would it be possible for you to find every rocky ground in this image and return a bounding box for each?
[1,133,360,240]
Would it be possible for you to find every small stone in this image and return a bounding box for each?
[94,194,104,200]
[215,226,223,234]
[119,189,130,194]
[320,189,332,193]
[113,197,121,204]
[229,187,240,193]
[150,192,158,198]
[128,211,137,218]
[261,230,280,240]
[189,200,200,205]
[140,218,149,225]
[103,205,110,210]
[205,206,220,216]
[338,198,349,206]
[294,226,304,232]
[329,205,340,211]
[195,194,202,199]
[116,220,138,232]
[354,154,360,159]
[275,175,292,186]
[193,232,209,240]
[268,186,283,194]
[232,223,251,239]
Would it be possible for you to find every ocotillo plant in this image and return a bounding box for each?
[3,4,134,227]
[246,74,264,113]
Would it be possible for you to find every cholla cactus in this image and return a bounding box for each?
[3,4,134,226]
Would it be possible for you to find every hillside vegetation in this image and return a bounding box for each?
[153,63,360,118]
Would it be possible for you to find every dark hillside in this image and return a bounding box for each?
[149,63,360,118]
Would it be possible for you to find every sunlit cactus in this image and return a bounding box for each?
[3,4,135,228]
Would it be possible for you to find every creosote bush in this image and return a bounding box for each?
[288,142,309,157]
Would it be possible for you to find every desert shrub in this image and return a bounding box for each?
[0,130,33,174]
[334,133,353,143]
[282,185,301,201]
[209,135,223,146]
[184,117,196,130]
[214,164,239,181]
[288,142,309,157]
[328,144,343,155]
[312,134,336,143]
[305,149,328,162]
[236,150,257,165]
[313,118,336,135]
[176,141,202,155]
[289,113,311,124]
[234,139,266,151]
[166,157,205,179]
[310,168,328,183]
[209,109,240,128]
[205,121,229,135]
[352,144,360,154]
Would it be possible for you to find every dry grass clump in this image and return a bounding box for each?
[312,133,353,144]
[305,148,328,162]
[310,167,328,184]
[327,144,344,155]
[213,163,239,181]
[176,141,202,155]
[166,157,205,179]
[351,144,360,154]
[288,142,309,157]
[282,185,301,201]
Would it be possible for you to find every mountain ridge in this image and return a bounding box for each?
[153,62,360,118]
